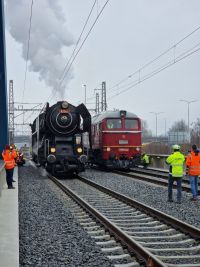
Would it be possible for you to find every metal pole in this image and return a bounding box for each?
[9,80,14,144]
[95,92,99,114]
[102,81,107,111]
[180,99,198,143]
[83,84,86,105]
[0,0,8,156]
[150,112,164,143]
[155,114,157,142]
[101,83,103,112]
[187,102,190,141]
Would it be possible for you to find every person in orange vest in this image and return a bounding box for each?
[2,144,16,189]
[186,144,200,201]
[9,145,17,182]
[10,144,18,162]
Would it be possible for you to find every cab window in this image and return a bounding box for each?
[106,119,122,129]
[125,119,138,129]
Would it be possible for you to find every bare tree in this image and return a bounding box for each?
[168,119,187,132]
[191,118,200,147]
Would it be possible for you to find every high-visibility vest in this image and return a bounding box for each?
[186,151,200,176]
[2,150,15,170]
[12,149,18,159]
[142,154,150,164]
[166,151,185,178]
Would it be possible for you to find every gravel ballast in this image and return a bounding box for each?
[18,164,112,267]
[82,168,200,228]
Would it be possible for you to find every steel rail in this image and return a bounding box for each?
[113,169,200,194]
[78,175,200,240]
[131,167,191,184]
[133,167,200,186]
[114,169,169,187]
[48,174,168,267]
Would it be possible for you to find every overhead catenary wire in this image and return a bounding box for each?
[58,0,98,83]
[58,0,110,90]
[22,0,34,103]
[14,104,42,125]
[107,43,200,100]
[108,25,200,93]
[19,103,43,134]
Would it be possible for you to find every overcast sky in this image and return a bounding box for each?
[5,0,200,135]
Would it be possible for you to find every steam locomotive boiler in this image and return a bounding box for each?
[30,101,91,176]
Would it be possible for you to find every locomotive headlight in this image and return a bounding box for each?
[77,147,83,153]
[50,147,56,153]
[75,135,82,145]
[62,101,69,109]
[107,147,111,151]
[136,147,140,151]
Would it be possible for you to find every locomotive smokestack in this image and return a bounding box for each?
[5,0,74,97]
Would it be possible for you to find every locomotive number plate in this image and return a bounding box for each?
[119,140,128,144]
[60,109,69,113]
[119,148,129,151]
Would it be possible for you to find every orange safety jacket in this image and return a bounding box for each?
[2,150,15,170]
[186,151,200,176]
[12,149,18,159]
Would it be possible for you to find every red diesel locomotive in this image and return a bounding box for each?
[88,110,142,169]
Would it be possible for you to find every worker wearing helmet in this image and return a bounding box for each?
[10,144,18,182]
[2,144,16,189]
[186,144,200,201]
[166,144,185,204]
[141,153,150,169]
[11,144,18,161]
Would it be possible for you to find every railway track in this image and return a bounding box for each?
[49,174,200,267]
[114,167,200,194]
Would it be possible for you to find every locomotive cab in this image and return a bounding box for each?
[89,110,142,170]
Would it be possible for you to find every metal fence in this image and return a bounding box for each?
[142,141,191,156]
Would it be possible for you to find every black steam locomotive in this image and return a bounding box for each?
[30,101,91,176]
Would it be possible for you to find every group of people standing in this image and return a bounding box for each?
[166,144,200,203]
[142,144,200,204]
[1,144,18,189]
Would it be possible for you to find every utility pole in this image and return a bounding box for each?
[94,81,107,113]
[180,99,198,142]
[150,112,164,142]
[9,80,14,144]
[101,81,107,112]
[0,0,8,154]
[83,84,86,105]
[95,92,100,114]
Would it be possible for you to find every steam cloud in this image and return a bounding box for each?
[5,0,74,97]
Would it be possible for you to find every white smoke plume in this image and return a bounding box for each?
[5,0,74,97]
